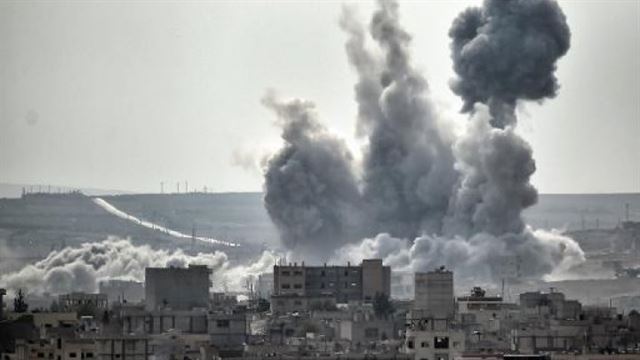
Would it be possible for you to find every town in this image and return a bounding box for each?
[1,259,639,360]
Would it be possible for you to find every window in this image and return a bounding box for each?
[364,328,379,339]
[321,270,325,276]
[37,353,44,358]
[351,282,357,287]
[293,284,302,289]
[85,353,94,358]
[434,337,449,349]
[69,353,77,358]
[421,341,429,348]
[281,271,290,276]
[407,340,414,349]
[294,300,302,306]
[217,319,230,328]
[282,284,290,289]
[293,271,302,276]
[321,283,325,289]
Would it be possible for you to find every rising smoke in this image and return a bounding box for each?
[0,237,277,296]
[265,0,583,284]
[341,1,459,238]
[262,93,362,261]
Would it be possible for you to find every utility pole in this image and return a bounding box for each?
[177,182,180,194]
[160,182,164,194]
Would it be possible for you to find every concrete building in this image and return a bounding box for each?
[145,265,211,311]
[256,273,274,299]
[208,310,249,352]
[120,306,209,335]
[95,336,151,360]
[272,259,390,312]
[457,287,519,352]
[404,316,465,360]
[99,280,144,305]
[414,267,455,319]
[519,291,582,320]
[58,292,108,313]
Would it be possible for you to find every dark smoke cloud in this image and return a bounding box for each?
[262,93,361,261]
[341,1,458,238]
[450,0,571,128]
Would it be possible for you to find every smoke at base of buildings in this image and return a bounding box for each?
[0,237,277,296]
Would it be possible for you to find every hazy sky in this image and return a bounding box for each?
[1,0,638,194]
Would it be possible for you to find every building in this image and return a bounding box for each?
[519,291,582,320]
[271,259,390,312]
[120,306,209,335]
[95,336,151,360]
[414,267,455,319]
[256,273,274,299]
[208,309,249,354]
[457,287,519,352]
[58,292,108,313]
[99,280,144,305]
[145,265,211,311]
[404,316,465,360]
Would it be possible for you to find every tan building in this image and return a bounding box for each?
[414,267,455,319]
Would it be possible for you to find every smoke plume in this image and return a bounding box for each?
[444,105,538,237]
[449,0,571,128]
[0,237,277,296]
[265,0,583,283]
[262,93,361,261]
[341,1,459,238]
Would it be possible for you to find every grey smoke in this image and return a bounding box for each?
[265,0,583,283]
[0,237,277,296]
[341,1,459,238]
[262,93,361,261]
[334,229,584,286]
[444,105,538,237]
[449,0,571,128]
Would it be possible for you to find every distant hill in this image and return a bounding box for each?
[0,183,133,199]
[523,193,640,231]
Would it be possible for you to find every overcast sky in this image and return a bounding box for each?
[1,0,638,194]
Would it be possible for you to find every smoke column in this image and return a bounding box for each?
[262,93,361,261]
[445,0,570,237]
[341,1,458,238]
